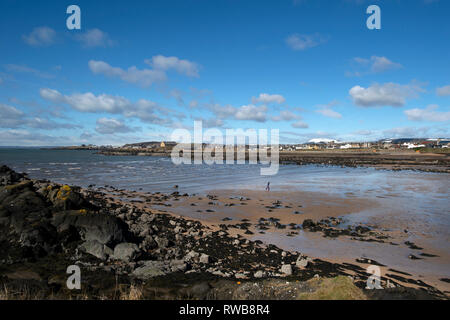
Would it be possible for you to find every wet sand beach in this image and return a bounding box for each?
[131,187,450,293]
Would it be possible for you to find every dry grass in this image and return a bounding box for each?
[0,284,40,300]
[298,276,367,300]
[120,285,144,300]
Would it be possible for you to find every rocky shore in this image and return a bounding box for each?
[0,165,447,300]
[279,151,450,173]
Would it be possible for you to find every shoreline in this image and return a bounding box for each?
[1,165,448,299]
[92,149,450,173]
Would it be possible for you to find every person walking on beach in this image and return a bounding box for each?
[265,181,270,192]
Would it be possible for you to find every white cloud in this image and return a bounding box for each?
[0,130,66,146]
[370,56,402,73]
[39,88,64,101]
[0,103,79,130]
[404,105,450,122]
[436,85,450,97]
[286,33,327,51]
[95,118,135,134]
[88,60,167,87]
[291,120,309,129]
[5,64,54,79]
[40,88,174,126]
[208,103,268,122]
[252,93,286,105]
[382,126,432,138]
[315,101,342,119]
[271,110,300,121]
[22,26,56,46]
[145,55,199,77]
[316,108,342,119]
[234,104,267,122]
[40,88,129,113]
[76,28,115,48]
[349,82,423,107]
[89,56,199,87]
[0,103,25,128]
[352,130,374,136]
[195,118,224,128]
[353,56,402,73]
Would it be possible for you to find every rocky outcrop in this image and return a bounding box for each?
[0,166,129,260]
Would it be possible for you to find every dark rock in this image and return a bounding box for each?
[113,242,139,261]
[0,165,27,186]
[52,211,127,246]
[302,219,316,229]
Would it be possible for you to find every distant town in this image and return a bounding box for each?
[65,137,450,153]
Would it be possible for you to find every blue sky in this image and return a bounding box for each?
[0,0,449,146]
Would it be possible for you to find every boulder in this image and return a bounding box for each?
[296,256,310,269]
[199,253,210,264]
[254,270,265,278]
[132,261,167,279]
[18,222,59,255]
[52,212,126,246]
[48,185,85,210]
[281,264,293,276]
[302,219,316,229]
[184,250,199,262]
[188,282,211,299]
[81,240,111,260]
[170,259,188,272]
[154,236,170,248]
[113,242,139,262]
[0,165,26,186]
[0,184,47,223]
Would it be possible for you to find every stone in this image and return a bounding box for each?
[254,270,265,278]
[281,264,293,275]
[302,219,315,229]
[81,240,109,260]
[52,212,126,246]
[155,236,170,248]
[199,253,210,264]
[296,256,310,269]
[386,280,396,288]
[132,261,166,279]
[113,242,139,262]
[184,250,199,261]
[188,282,211,299]
[49,185,85,210]
[170,259,188,272]
[0,165,26,186]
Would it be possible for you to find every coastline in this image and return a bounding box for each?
[1,165,447,299]
[91,149,450,173]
